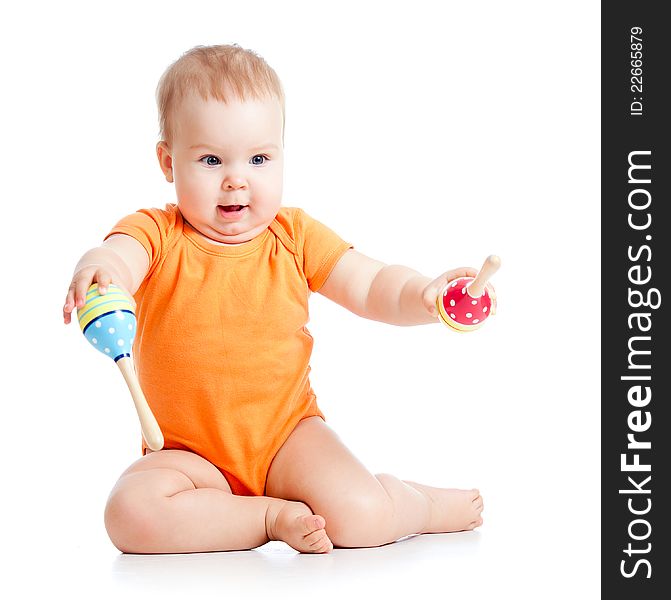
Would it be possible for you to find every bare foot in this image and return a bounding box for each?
[265,500,333,553]
[405,482,484,533]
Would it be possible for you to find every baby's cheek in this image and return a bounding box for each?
[176,179,210,209]
[260,167,283,194]
[255,182,283,211]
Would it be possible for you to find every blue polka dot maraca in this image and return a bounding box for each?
[78,283,164,450]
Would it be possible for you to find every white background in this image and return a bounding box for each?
[1,1,600,598]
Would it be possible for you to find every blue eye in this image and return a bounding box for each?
[200,155,220,166]
[250,154,267,166]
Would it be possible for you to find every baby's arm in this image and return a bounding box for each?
[62,234,149,324]
[319,249,478,326]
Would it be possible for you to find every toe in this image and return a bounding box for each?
[471,490,483,508]
[304,528,329,546]
[312,536,333,553]
[301,514,326,534]
[311,540,332,553]
[304,527,333,553]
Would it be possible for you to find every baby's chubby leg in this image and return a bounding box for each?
[266,417,483,548]
[104,449,332,554]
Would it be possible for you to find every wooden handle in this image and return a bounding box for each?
[116,357,164,451]
[467,255,501,298]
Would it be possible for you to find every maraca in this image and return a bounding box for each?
[437,255,501,332]
[77,283,164,450]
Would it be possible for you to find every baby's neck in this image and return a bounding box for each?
[204,238,249,247]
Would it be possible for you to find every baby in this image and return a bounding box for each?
[63,44,487,554]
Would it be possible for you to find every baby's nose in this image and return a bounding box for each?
[223,176,247,191]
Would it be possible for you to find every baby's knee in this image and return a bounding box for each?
[104,477,163,553]
[324,491,394,548]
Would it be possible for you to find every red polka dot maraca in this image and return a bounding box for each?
[78,283,164,450]
[437,255,500,332]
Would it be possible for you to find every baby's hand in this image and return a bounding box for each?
[62,266,135,325]
[421,267,497,319]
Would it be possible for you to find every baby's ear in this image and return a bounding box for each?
[156,141,174,183]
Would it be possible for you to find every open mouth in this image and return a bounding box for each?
[219,204,247,212]
[217,204,249,220]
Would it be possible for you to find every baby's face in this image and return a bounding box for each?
[158,94,284,245]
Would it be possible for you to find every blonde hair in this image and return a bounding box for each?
[156,44,285,146]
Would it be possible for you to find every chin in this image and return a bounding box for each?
[212,223,262,244]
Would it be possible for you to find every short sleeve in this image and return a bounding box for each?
[104,205,179,275]
[293,208,353,292]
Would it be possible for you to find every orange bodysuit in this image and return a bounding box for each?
[105,204,353,496]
